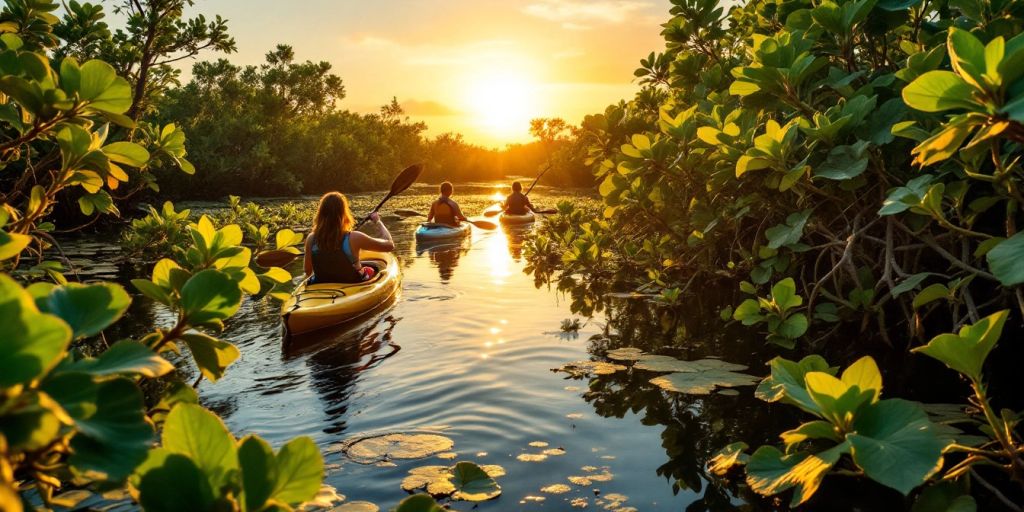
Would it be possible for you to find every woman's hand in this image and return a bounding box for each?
[369,212,381,223]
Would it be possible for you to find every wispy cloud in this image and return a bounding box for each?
[523,0,652,29]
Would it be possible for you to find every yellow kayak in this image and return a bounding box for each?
[281,250,401,337]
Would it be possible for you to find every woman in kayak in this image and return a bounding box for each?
[304,192,395,284]
[502,181,535,214]
[426,181,468,226]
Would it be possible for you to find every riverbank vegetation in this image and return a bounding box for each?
[525,0,1024,507]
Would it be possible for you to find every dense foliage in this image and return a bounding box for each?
[148,54,593,198]
[525,0,1024,506]
[0,2,456,510]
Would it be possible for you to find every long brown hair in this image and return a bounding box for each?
[312,192,355,249]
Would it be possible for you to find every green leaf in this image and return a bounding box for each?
[902,71,978,112]
[396,494,444,512]
[64,340,173,377]
[78,60,132,114]
[43,374,153,481]
[732,298,764,325]
[162,404,239,493]
[180,269,242,326]
[180,332,240,382]
[947,28,986,89]
[913,283,949,309]
[765,210,812,249]
[708,442,750,476]
[911,310,1007,381]
[274,228,303,250]
[0,274,72,387]
[238,435,276,512]
[781,420,842,446]
[0,229,31,260]
[746,442,849,506]
[986,232,1024,285]
[0,391,64,451]
[41,282,130,339]
[755,355,833,415]
[841,356,882,401]
[890,272,936,297]
[848,399,944,495]
[450,461,501,501]
[137,453,216,512]
[815,141,870,180]
[103,141,150,167]
[78,191,119,217]
[912,481,977,512]
[771,278,802,310]
[804,371,875,426]
[272,436,323,505]
[776,313,808,340]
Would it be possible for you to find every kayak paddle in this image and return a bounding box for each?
[484,164,552,217]
[255,249,304,268]
[255,163,423,268]
[484,207,557,218]
[394,209,497,230]
[354,163,424,229]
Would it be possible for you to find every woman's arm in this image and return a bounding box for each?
[453,202,468,221]
[303,236,313,278]
[352,213,395,253]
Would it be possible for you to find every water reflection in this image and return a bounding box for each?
[305,314,401,436]
[531,268,927,510]
[416,241,469,283]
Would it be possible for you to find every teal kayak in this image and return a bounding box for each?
[499,211,535,225]
[415,222,471,241]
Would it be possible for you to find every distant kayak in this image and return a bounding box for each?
[414,222,471,241]
[281,250,401,337]
[499,211,536,225]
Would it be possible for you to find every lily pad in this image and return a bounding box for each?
[436,452,456,460]
[555,360,626,377]
[571,497,589,508]
[452,461,502,501]
[543,448,566,456]
[335,502,379,512]
[401,466,454,496]
[401,462,504,501]
[528,441,549,448]
[541,483,572,494]
[342,433,454,464]
[605,347,644,361]
[650,368,759,395]
[634,355,748,373]
[517,453,548,462]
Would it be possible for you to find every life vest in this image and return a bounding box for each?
[310,232,364,284]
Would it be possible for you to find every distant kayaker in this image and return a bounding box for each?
[502,181,535,215]
[304,192,395,284]
[427,181,468,227]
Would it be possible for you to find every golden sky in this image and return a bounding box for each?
[186,0,670,147]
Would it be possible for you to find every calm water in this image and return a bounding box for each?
[62,182,964,510]
[108,184,721,511]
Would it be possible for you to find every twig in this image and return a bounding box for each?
[970,468,1023,512]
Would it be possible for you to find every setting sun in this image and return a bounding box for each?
[466,70,540,142]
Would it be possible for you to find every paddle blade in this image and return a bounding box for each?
[255,249,302,268]
[390,163,424,196]
[482,209,501,217]
[534,209,558,215]
[393,209,426,218]
[468,219,497,230]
